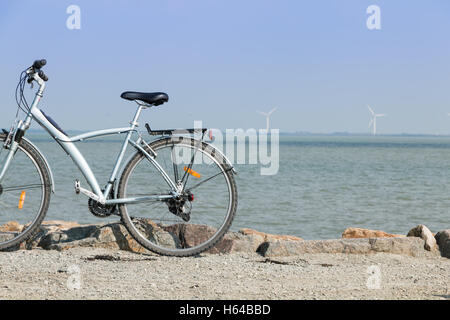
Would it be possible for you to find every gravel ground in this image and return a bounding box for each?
[0,247,449,300]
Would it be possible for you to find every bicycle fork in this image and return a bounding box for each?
[0,120,30,184]
[0,127,24,184]
[0,143,18,184]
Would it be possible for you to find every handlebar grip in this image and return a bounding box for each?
[33,59,47,69]
[38,70,48,82]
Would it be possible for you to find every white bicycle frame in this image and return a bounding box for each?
[0,71,180,205]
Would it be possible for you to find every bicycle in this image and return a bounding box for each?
[0,59,238,256]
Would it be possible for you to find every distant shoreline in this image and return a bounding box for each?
[19,129,450,138]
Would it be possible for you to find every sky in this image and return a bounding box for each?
[0,0,450,134]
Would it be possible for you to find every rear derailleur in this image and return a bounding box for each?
[165,191,194,222]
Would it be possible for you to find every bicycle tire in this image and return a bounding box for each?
[0,134,51,250]
[118,137,238,257]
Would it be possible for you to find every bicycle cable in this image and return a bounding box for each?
[14,69,31,118]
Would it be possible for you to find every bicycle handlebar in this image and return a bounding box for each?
[29,59,49,82]
[33,59,47,70]
[38,70,48,82]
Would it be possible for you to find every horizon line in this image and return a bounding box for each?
[22,128,450,137]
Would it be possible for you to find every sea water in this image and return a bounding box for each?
[24,133,450,240]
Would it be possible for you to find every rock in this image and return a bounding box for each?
[38,222,151,253]
[435,230,450,258]
[224,230,266,253]
[95,222,147,253]
[258,239,371,257]
[240,228,302,242]
[182,224,217,249]
[161,225,287,254]
[207,230,264,254]
[117,220,180,253]
[407,225,438,251]
[0,221,23,232]
[369,237,427,257]
[342,227,404,239]
[41,220,81,231]
[164,226,302,254]
[2,219,444,258]
[258,237,429,258]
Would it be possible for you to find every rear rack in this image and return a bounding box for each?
[145,123,208,136]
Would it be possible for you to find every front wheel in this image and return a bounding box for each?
[0,134,51,250]
[118,137,238,256]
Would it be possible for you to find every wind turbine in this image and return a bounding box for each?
[368,105,386,135]
[257,108,277,131]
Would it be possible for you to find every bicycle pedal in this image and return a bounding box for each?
[74,180,80,194]
[74,180,105,204]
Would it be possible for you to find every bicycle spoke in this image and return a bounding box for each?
[2,184,44,192]
[171,145,179,183]
[185,168,232,192]
[122,198,165,206]
[0,200,13,209]
[149,218,185,223]
[180,140,202,186]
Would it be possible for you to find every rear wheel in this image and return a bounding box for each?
[118,137,238,256]
[0,134,51,250]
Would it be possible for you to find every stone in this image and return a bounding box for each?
[369,237,426,257]
[224,231,266,253]
[95,222,148,253]
[162,225,278,254]
[41,220,81,231]
[0,221,23,232]
[181,224,217,248]
[258,238,372,257]
[31,220,182,254]
[2,220,301,255]
[435,230,450,258]
[407,225,438,251]
[258,237,428,258]
[2,219,443,258]
[342,227,404,239]
[239,228,302,242]
[164,223,221,252]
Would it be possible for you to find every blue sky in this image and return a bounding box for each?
[0,0,450,134]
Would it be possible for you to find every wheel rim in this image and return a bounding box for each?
[121,139,234,254]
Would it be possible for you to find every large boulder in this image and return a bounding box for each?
[407,225,438,252]
[435,230,450,258]
[342,227,404,239]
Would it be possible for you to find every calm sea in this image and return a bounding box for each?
[25,133,450,240]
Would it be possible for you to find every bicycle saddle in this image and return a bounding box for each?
[120,91,169,106]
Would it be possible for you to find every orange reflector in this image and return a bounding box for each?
[209,129,214,141]
[18,191,26,210]
[183,166,201,178]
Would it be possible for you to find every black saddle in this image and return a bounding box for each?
[121,91,169,106]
